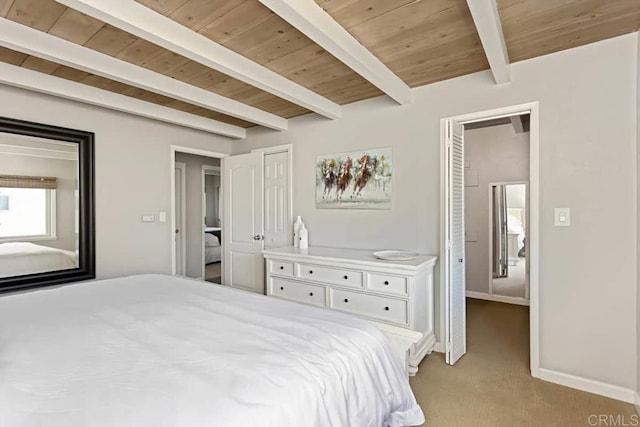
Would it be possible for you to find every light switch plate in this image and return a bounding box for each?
[554,208,570,227]
[158,211,167,223]
[142,215,155,223]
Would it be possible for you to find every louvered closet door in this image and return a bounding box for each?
[446,120,466,365]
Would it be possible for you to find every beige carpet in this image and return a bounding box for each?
[410,299,635,426]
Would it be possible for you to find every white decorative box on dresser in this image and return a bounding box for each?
[263,246,437,374]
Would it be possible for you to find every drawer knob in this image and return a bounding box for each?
[343,275,348,280]
[280,266,284,270]
[384,306,390,311]
[280,286,284,290]
[344,298,349,303]
[309,292,314,296]
[309,270,314,274]
[384,280,389,285]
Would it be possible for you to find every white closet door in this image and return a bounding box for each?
[222,152,264,293]
[263,151,290,249]
[445,120,466,365]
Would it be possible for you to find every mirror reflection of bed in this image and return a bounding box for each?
[205,228,221,284]
[0,134,80,278]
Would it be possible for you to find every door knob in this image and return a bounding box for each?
[253,234,264,240]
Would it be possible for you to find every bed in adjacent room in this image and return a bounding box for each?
[0,274,424,427]
[0,241,77,278]
[204,231,221,264]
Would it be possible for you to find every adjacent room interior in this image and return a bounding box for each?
[0,0,638,425]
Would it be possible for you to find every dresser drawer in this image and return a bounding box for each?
[297,264,363,288]
[270,278,326,307]
[330,289,408,326]
[269,260,294,277]
[367,273,408,296]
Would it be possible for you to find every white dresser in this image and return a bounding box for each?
[262,246,437,374]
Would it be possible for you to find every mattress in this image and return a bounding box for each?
[0,241,77,278]
[205,245,221,264]
[0,274,424,427]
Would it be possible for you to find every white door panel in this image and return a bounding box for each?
[445,120,466,365]
[264,151,290,249]
[223,152,264,293]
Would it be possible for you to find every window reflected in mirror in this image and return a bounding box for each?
[0,133,80,279]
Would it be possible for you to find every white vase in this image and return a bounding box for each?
[299,225,308,249]
[293,216,303,248]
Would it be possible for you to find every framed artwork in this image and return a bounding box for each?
[316,147,392,209]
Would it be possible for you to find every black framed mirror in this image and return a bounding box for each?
[0,117,95,293]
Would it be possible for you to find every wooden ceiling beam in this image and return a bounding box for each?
[0,61,246,138]
[54,0,342,119]
[0,17,286,130]
[257,0,412,105]
[466,0,510,84]
[510,115,524,133]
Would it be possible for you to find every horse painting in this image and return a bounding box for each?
[316,148,392,210]
[351,154,378,198]
[320,159,337,199]
[335,157,352,201]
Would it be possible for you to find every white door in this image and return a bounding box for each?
[222,152,264,293]
[174,162,186,276]
[264,151,290,249]
[445,120,466,365]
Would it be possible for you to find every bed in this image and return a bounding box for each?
[204,232,221,264]
[0,274,424,426]
[0,241,77,278]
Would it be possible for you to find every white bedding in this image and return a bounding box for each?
[0,274,424,427]
[205,245,221,264]
[0,242,77,278]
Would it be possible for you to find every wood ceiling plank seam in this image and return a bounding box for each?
[197,0,275,44]
[0,60,247,138]
[55,0,342,119]
[0,0,15,17]
[0,17,288,129]
[166,0,246,32]
[82,25,139,57]
[8,0,66,32]
[0,45,28,65]
[136,0,191,16]
[47,7,105,45]
[317,0,422,31]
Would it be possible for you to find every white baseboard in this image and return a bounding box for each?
[466,291,530,306]
[433,341,445,353]
[539,368,635,403]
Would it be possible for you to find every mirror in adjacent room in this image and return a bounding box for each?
[491,183,528,299]
[0,117,94,292]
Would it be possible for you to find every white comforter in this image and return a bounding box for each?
[0,242,77,278]
[0,274,424,427]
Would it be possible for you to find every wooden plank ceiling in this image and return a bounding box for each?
[0,0,639,130]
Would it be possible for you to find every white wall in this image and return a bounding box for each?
[236,33,639,392]
[0,152,77,252]
[0,84,235,279]
[175,152,220,278]
[464,124,529,294]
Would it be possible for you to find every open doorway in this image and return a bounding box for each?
[462,116,531,306]
[170,146,227,280]
[440,102,540,377]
